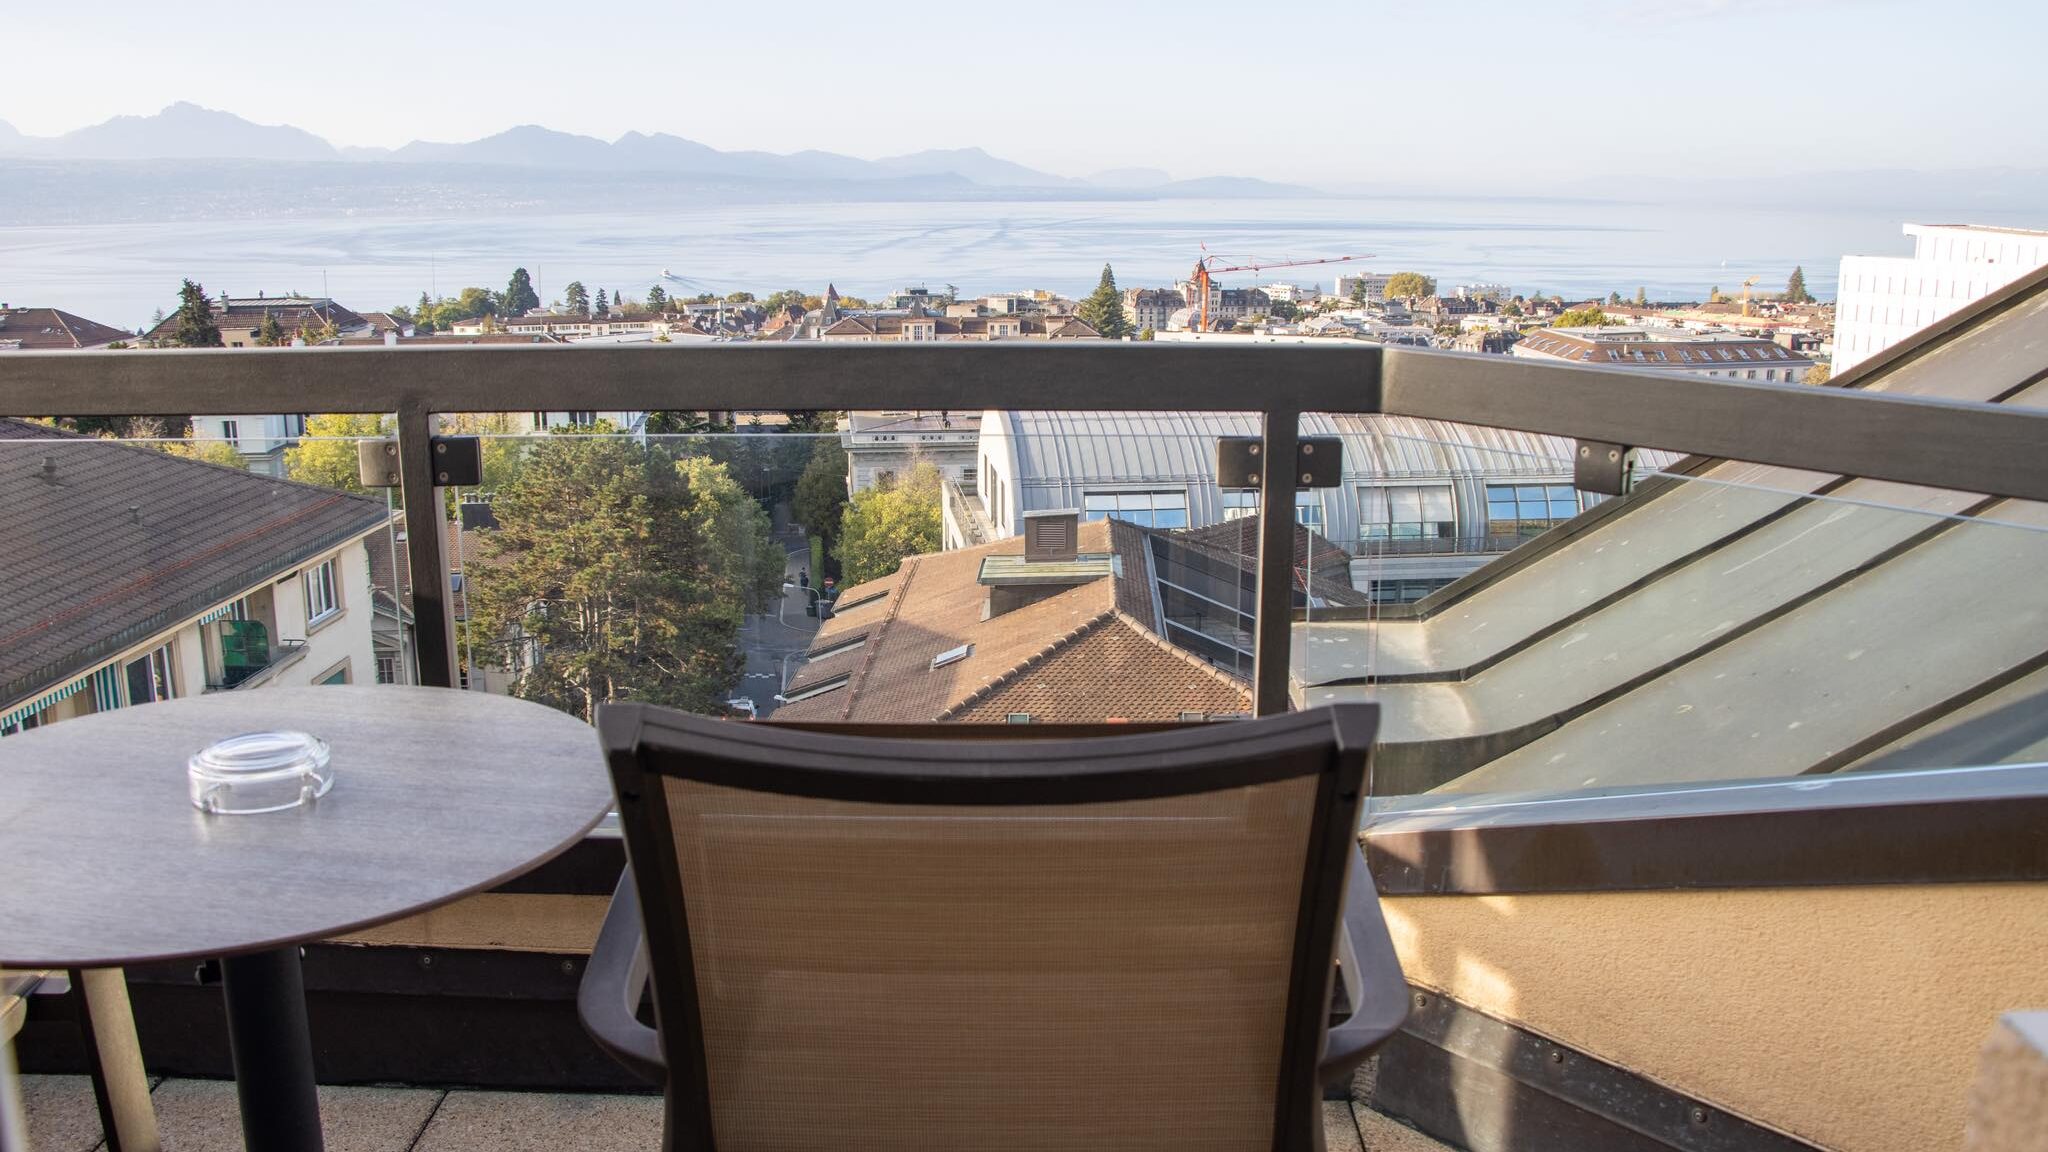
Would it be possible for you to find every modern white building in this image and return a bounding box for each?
[1833,223,2048,375]
[841,411,981,494]
[1333,272,1395,304]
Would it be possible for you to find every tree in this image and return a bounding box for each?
[160,437,246,468]
[1383,272,1436,300]
[595,288,609,317]
[835,463,943,585]
[1805,362,1831,385]
[452,287,499,321]
[1076,263,1131,339]
[284,414,391,492]
[1709,285,1725,303]
[647,285,669,312]
[504,268,540,317]
[724,290,756,305]
[1551,307,1611,328]
[255,310,286,347]
[792,437,851,550]
[1608,291,1623,306]
[467,436,759,721]
[1785,266,1814,304]
[564,281,589,315]
[1270,300,1299,321]
[1138,327,1156,341]
[760,289,807,313]
[171,279,223,348]
[1635,287,1648,307]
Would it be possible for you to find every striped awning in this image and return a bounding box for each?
[198,598,248,627]
[2,671,92,732]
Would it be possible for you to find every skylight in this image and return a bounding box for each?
[931,643,973,669]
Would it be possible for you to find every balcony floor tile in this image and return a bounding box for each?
[412,1088,663,1151]
[18,1075,108,1152]
[151,1078,444,1152]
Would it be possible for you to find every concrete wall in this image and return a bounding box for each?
[1379,883,2048,1151]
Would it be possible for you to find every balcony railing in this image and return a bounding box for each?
[203,638,307,693]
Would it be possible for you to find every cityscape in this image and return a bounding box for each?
[4,4,2047,1151]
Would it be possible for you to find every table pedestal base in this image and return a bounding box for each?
[221,947,324,1152]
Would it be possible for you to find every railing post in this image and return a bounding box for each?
[1253,409,1301,716]
[395,402,459,688]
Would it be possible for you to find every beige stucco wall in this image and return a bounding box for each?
[262,539,378,687]
[1964,1013,2048,1152]
[1381,884,2048,1151]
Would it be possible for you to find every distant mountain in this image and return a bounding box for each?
[0,103,1318,198]
[14,102,340,162]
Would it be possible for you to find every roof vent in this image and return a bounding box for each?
[1023,509,1079,563]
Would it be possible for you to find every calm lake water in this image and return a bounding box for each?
[1,196,1916,331]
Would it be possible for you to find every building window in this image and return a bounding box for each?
[1485,483,1581,538]
[1361,484,1456,542]
[376,655,398,684]
[221,420,240,447]
[1224,490,1324,529]
[1083,489,1188,529]
[568,411,597,426]
[1368,577,1456,604]
[304,558,341,624]
[316,661,351,685]
[124,643,175,705]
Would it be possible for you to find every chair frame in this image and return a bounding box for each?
[581,705,1409,1152]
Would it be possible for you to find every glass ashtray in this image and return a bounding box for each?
[188,731,334,814]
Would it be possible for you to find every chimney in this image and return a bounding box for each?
[383,330,398,347]
[1022,510,1079,563]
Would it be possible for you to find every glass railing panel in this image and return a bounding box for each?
[0,416,407,737]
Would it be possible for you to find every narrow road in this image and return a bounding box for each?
[737,504,819,718]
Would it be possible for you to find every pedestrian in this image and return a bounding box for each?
[798,567,809,588]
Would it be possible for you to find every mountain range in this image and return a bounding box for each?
[0,103,1306,196]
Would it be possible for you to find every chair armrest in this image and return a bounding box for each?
[1319,842,1410,1085]
[577,870,666,1084]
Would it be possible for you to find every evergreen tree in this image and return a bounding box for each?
[1635,287,1648,306]
[595,288,610,317]
[503,267,540,317]
[563,281,589,315]
[647,285,669,312]
[1076,263,1131,339]
[256,310,286,346]
[1709,285,1725,303]
[1608,291,1623,306]
[171,279,223,348]
[1785,266,1813,304]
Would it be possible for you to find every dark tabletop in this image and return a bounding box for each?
[0,686,611,968]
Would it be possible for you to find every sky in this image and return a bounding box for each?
[2,0,2042,186]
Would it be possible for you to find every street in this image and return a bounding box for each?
[736,504,820,719]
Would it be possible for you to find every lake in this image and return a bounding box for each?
[0,196,1917,331]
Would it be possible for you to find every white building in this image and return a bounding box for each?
[1511,326,1815,384]
[1333,272,1394,304]
[1,420,391,735]
[1834,224,2048,375]
[841,411,982,494]
[1260,282,1320,304]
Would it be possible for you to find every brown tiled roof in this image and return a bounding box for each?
[0,308,133,349]
[0,419,392,708]
[142,297,369,343]
[775,519,1250,723]
[1173,515,1370,606]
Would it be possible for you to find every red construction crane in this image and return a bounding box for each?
[1188,251,1371,332]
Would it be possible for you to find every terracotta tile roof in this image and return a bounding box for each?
[775,519,1250,723]
[1172,515,1372,607]
[0,308,132,350]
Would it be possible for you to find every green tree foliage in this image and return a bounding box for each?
[1608,291,1623,306]
[255,310,286,347]
[1709,285,1725,303]
[283,413,390,492]
[1383,272,1436,300]
[563,281,589,315]
[1269,300,1300,321]
[503,268,540,317]
[468,437,767,721]
[1551,307,1612,328]
[160,437,246,468]
[171,279,222,347]
[724,291,756,304]
[1785,266,1814,304]
[647,285,669,312]
[835,462,942,585]
[792,436,851,548]
[1077,263,1131,339]
[1138,327,1156,341]
[760,289,808,313]
[1635,287,1648,307]
[595,288,610,317]
[1805,362,1831,385]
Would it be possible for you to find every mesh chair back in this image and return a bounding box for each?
[606,707,1375,1152]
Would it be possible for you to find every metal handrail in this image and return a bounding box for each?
[2,296,2044,712]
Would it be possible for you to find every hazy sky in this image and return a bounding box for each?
[3,0,2040,185]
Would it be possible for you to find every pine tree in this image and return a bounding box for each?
[1076,263,1131,339]
[595,288,610,317]
[171,279,223,348]
[256,310,286,346]
[564,281,589,315]
[1608,291,1623,306]
[647,285,669,312]
[1785,266,1813,304]
[503,267,540,317]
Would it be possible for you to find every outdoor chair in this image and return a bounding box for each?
[581,704,1408,1152]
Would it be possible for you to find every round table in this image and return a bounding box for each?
[0,686,613,1151]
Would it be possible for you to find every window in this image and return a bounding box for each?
[567,411,597,426]
[1485,483,1581,538]
[1083,489,1188,529]
[221,420,240,447]
[303,558,340,623]
[1368,577,1456,604]
[376,655,398,684]
[1220,490,1322,528]
[124,643,175,705]
[1361,484,1455,542]
[318,662,351,685]
[781,675,848,703]
[930,643,973,669]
